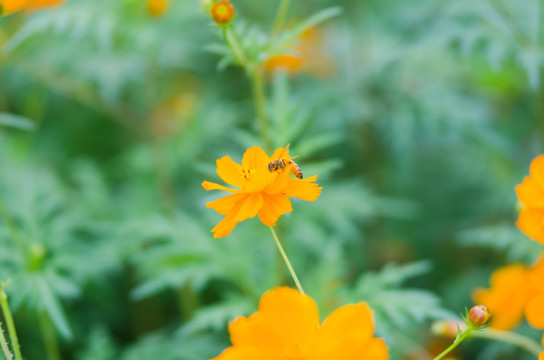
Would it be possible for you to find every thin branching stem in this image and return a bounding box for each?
[434,328,472,360]
[472,328,543,356]
[269,0,291,47]
[0,197,27,257]
[38,312,61,360]
[269,227,305,295]
[0,323,12,360]
[251,68,271,152]
[0,285,21,360]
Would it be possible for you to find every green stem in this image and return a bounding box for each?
[251,68,271,152]
[0,196,27,258]
[434,328,472,360]
[472,328,543,357]
[0,323,12,360]
[223,26,250,69]
[269,227,305,295]
[0,286,21,360]
[38,311,61,360]
[269,0,291,47]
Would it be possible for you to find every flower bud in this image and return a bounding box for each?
[468,305,491,327]
[210,0,235,26]
[147,0,169,17]
[431,320,464,338]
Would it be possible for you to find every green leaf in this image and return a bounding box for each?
[0,113,36,131]
[272,7,343,51]
[34,275,73,340]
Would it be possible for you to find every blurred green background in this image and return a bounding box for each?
[0,0,542,359]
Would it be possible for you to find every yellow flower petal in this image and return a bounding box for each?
[472,264,531,330]
[206,193,246,215]
[516,176,544,208]
[257,193,292,226]
[285,175,322,201]
[2,0,29,14]
[229,287,320,350]
[202,181,240,193]
[211,347,278,360]
[530,155,544,189]
[525,293,544,329]
[242,169,276,193]
[241,146,269,170]
[517,208,544,244]
[216,155,245,188]
[211,193,263,238]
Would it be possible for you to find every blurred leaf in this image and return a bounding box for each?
[0,113,36,130]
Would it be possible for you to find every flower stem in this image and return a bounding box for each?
[223,26,250,69]
[434,328,472,360]
[269,0,291,47]
[251,68,271,152]
[38,311,61,360]
[269,227,305,294]
[471,328,543,357]
[0,196,27,257]
[0,323,13,360]
[0,284,21,360]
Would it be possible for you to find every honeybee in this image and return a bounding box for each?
[267,144,303,179]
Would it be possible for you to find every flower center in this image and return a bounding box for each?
[242,168,255,180]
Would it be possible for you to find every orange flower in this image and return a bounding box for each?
[147,0,169,17]
[540,335,544,360]
[212,287,388,360]
[264,27,335,77]
[202,145,321,238]
[516,155,544,244]
[210,0,235,26]
[526,256,544,329]
[472,264,532,330]
[1,0,63,15]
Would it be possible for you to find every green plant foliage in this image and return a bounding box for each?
[0,0,543,359]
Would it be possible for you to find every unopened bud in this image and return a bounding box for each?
[431,320,464,338]
[147,0,169,17]
[210,0,235,26]
[468,305,491,327]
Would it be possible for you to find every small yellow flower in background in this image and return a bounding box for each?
[210,0,235,26]
[202,145,321,238]
[211,287,388,360]
[516,155,544,244]
[146,0,168,17]
[264,27,335,77]
[1,0,64,16]
[472,264,531,330]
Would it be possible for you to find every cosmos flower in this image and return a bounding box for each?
[211,287,388,360]
[539,335,543,360]
[472,264,532,330]
[516,155,544,244]
[202,145,321,238]
[1,0,64,15]
[147,0,169,17]
[525,256,544,329]
[210,0,235,26]
[473,257,544,330]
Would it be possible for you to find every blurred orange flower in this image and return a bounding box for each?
[264,27,335,77]
[147,0,168,17]
[526,256,544,329]
[202,145,321,238]
[516,155,544,244]
[540,335,543,360]
[472,264,532,330]
[1,0,64,15]
[212,287,388,360]
[210,0,235,26]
